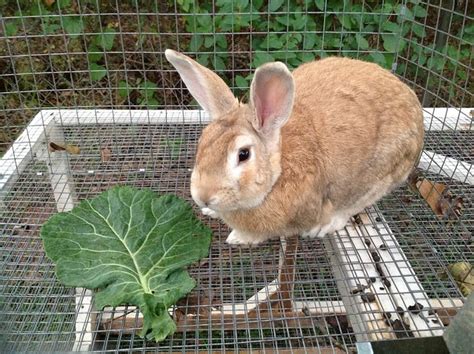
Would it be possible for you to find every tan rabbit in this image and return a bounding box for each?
[165,49,424,245]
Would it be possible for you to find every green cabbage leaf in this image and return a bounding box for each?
[41,186,212,342]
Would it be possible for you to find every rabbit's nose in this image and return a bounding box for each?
[193,189,217,208]
[200,193,216,207]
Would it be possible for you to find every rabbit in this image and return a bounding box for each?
[165,49,424,245]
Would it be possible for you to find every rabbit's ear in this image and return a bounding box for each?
[165,49,237,119]
[250,62,295,135]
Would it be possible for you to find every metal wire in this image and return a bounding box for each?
[1,0,472,352]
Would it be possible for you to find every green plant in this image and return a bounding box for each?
[40,186,212,342]
[161,138,184,160]
[175,0,431,92]
[1,0,471,156]
[5,0,83,37]
[408,22,473,101]
[118,79,161,107]
[4,0,117,82]
[87,26,116,81]
[173,0,471,104]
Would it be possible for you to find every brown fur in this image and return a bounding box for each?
[221,58,423,241]
[168,51,424,243]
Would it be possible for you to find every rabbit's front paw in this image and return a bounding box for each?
[226,230,258,246]
[226,230,248,245]
[201,207,219,218]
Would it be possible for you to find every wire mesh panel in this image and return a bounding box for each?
[0,0,472,352]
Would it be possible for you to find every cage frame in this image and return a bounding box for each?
[1,108,471,351]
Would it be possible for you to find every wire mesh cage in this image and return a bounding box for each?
[0,0,472,352]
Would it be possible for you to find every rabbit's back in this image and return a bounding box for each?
[286,57,424,212]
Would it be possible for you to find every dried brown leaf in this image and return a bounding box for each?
[49,142,66,152]
[416,178,446,216]
[448,262,473,296]
[415,178,463,220]
[101,147,112,162]
[65,144,81,154]
[407,169,422,192]
[49,142,81,154]
[439,193,464,220]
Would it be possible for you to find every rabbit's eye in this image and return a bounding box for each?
[238,148,250,163]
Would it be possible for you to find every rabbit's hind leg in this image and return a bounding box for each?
[302,213,348,238]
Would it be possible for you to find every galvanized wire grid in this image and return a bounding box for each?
[1,119,471,352]
[0,0,472,352]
